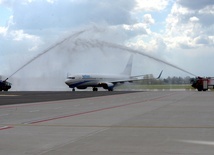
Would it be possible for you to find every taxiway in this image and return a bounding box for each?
[0,91,214,155]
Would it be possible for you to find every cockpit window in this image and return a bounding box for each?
[69,77,75,79]
[2,81,12,86]
[6,82,12,86]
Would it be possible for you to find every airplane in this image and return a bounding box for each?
[65,55,163,91]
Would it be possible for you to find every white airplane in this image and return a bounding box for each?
[65,55,162,91]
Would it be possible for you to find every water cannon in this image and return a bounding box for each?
[0,77,12,91]
[3,78,9,82]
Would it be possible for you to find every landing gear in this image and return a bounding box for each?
[108,88,113,91]
[93,87,98,91]
[72,88,75,91]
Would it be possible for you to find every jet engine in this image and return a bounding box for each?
[99,82,114,91]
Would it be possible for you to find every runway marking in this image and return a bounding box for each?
[2,124,214,129]
[0,92,177,130]
[0,126,13,130]
[0,113,9,117]
[54,107,62,110]
[29,110,40,113]
[0,95,19,96]
[178,140,214,146]
[22,92,177,125]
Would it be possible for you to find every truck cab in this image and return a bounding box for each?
[191,77,214,91]
[0,80,12,91]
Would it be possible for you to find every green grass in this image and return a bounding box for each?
[117,84,193,90]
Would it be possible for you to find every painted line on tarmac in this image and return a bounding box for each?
[0,126,13,130]
[2,124,214,129]
[0,95,19,96]
[0,92,177,130]
[24,92,177,125]
[178,140,214,146]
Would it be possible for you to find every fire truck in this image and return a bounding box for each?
[191,77,214,91]
[0,79,12,91]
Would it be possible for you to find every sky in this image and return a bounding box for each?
[0,0,214,90]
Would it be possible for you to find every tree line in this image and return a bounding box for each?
[137,75,192,85]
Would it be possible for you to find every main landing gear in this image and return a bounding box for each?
[93,87,113,91]
[71,87,114,91]
[93,87,98,91]
[108,88,113,91]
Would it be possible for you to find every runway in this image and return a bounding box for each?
[0,91,135,105]
[1,91,214,155]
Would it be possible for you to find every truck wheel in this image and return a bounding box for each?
[197,86,203,91]
[197,88,202,91]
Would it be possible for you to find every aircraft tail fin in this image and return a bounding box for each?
[121,55,133,76]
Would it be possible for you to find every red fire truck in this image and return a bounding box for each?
[191,77,214,91]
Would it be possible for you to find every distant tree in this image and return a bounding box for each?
[135,76,191,85]
[163,76,191,84]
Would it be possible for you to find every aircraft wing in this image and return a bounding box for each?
[109,70,163,84]
[130,70,163,79]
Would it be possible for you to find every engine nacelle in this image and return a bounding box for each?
[77,86,87,89]
[99,82,114,90]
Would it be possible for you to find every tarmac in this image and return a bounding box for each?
[0,91,214,155]
[0,91,135,105]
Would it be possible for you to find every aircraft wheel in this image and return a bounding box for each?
[72,88,75,91]
[93,87,98,91]
[108,88,113,91]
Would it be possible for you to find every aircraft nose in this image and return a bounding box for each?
[65,79,71,85]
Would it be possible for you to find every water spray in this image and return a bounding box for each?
[71,39,197,77]
[103,41,197,77]
[5,27,197,83]
[5,29,88,81]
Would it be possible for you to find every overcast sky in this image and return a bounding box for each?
[0,0,214,89]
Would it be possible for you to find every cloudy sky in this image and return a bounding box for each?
[0,0,214,90]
